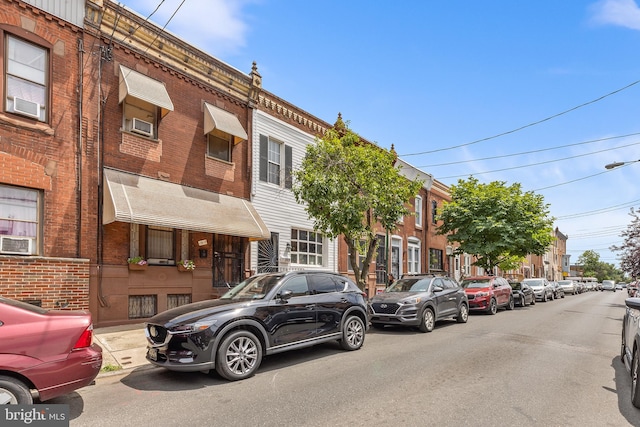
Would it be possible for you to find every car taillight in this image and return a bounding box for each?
[73,324,94,349]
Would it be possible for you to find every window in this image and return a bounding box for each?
[0,184,40,255]
[207,129,232,162]
[6,35,48,122]
[308,274,339,294]
[407,239,421,274]
[291,228,323,266]
[122,97,157,138]
[431,200,438,225]
[464,254,472,276]
[391,237,402,279]
[118,65,174,139]
[414,196,422,227]
[429,248,443,271]
[259,135,292,188]
[146,226,174,264]
[129,295,156,319]
[280,275,310,297]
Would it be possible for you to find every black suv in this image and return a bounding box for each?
[145,270,367,381]
[368,274,468,332]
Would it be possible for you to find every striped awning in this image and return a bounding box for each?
[204,102,248,144]
[118,65,174,118]
[103,168,269,240]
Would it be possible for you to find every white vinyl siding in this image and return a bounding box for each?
[250,110,337,272]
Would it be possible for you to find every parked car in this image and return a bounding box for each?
[369,274,468,332]
[617,283,626,291]
[460,276,514,314]
[510,281,535,307]
[550,281,565,299]
[145,271,367,381]
[602,280,616,292]
[575,281,586,294]
[557,279,577,295]
[0,296,103,404]
[620,297,640,407]
[522,278,554,302]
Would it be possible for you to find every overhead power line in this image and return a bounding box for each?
[400,80,640,157]
[417,132,640,168]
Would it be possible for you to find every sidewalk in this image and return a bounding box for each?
[93,323,152,378]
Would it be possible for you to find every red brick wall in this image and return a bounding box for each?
[0,256,90,310]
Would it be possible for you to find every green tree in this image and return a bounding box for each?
[611,208,640,279]
[577,250,625,282]
[436,177,554,273]
[293,116,423,288]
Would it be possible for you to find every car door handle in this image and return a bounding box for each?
[305,304,315,309]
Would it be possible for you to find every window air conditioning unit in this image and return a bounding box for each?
[131,118,154,137]
[147,258,175,265]
[12,97,40,119]
[0,236,35,255]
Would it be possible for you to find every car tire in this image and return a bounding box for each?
[632,349,640,408]
[340,315,365,351]
[530,297,535,305]
[215,330,263,381]
[488,298,497,315]
[0,376,33,405]
[419,307,435,333]
[456,303,468,323]
[520,296,527,308]
[543,293,547,303]
[506,296,514,311]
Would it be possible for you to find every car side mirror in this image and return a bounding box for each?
[278,290,293,301]
[432,286,444,293]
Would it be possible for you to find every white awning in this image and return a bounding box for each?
[204,102,248,144]
[103,168,270,240]
[118,65,174,118]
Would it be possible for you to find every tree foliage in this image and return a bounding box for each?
[436,177,554,273]
[576,249,624,282]
[293,117,423,288]
[611,208,640,279]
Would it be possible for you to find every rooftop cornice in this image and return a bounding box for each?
[92,0,260,105]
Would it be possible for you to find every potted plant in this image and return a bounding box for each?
[127,256,148,271]
[177,259,195,272]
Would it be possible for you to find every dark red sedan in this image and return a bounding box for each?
[0,296,102,404]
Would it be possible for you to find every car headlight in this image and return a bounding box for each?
[170,319,218,334]
[401,297,421,305]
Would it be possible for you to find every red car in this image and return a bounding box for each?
[0,296,102,404]
[460,276,514,314]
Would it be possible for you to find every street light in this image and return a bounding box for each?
[605,159,640,170]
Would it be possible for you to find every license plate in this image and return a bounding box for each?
[148,348,157,361]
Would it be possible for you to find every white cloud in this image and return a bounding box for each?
[590,0,640,30]
[121,0,253,56]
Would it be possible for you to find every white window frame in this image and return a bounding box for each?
[267,137,282,185]
[6,35,48,122]
[407,239,421,274]
[414,195,422,227]
[0,184,40,255]
[391,236,402,279]
[291,228,324,266]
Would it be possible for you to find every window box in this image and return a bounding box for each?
[177,260,195,272]
[128,263,148,271]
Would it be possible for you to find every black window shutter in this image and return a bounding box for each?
[259,134,268,182]
[284,144,293,189]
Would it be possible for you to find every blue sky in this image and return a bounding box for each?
[118,0,640,267]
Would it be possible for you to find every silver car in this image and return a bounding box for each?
[557,279,577,295]
[522,278,554,302]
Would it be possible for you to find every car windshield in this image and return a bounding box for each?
[220,274,284,300]
[524,280,543,286]
[461,280,491,289]
[387,278,430,292]
[0,296,47,314]
[558,281,571,285]
[510,283,521,290]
